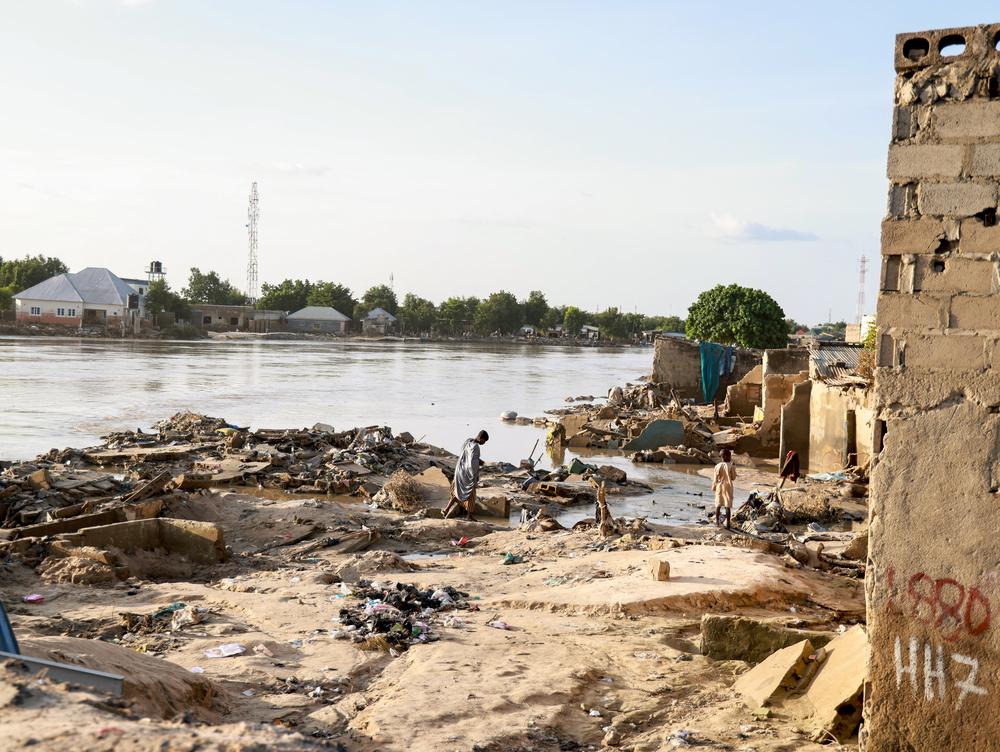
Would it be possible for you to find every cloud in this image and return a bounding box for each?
[706,213,818,242]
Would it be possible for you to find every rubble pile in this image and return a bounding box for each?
[543,382,754,464]
[91,413,454,498]
[0,462,133,528]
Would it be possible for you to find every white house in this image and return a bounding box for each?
[14,267,138,327]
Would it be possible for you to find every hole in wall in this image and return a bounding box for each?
[934,239,958,254]
[903,37,930,61]
[939,34,966,57]
[995,30,1000,52]
[875,420,888,456]
[931,259,946,273]
[989,405,1000,414]
[976,207,998,227]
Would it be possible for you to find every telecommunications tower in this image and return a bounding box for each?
[856,254,868,324]
[246,181,260,304]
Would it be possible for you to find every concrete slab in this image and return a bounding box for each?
[485,546,864,617]
[734,639,814,708]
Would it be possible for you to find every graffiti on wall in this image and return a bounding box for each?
[886,566,992,706]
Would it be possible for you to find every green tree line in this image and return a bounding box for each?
[1,256,816,348]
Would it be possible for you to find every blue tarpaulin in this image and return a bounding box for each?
[699,342,735,403]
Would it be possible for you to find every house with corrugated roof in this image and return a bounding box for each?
[14,267,138,328]
[287,305,351,334]
[362,307,397,336]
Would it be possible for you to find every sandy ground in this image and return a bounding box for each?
[0,489,863,751]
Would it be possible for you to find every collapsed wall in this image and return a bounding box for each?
[868,23,1000,749]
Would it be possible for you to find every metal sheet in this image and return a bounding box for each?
[0,650,125,697]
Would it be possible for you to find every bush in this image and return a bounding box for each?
[159,323,203,340]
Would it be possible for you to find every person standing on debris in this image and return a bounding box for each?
[712,448,737,529]
[444,430,489,521]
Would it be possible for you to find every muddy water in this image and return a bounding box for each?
[0,336,714,523]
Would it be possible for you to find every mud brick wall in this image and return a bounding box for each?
[868,23,1000,750]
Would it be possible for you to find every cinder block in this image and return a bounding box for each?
[650,557,671,581]
[881,218,944,254]
[950,295,1000,330]
[887,184,917,218]
[876,293,947,329]
[903,333,986,370]
[887,144,964,180]
[971,144,1000,176]
[892,106,918,140]
[960,220,1000,253]
[933,101,1000,140]
[914,255,995,294]
[918,182,997,218]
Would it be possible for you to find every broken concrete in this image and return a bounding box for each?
[700,614,834,664]
[734,638,814,708]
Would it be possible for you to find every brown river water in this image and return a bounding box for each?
[0,337,714,523]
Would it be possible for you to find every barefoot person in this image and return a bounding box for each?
[444,430,489,521]
[712,448,737,529]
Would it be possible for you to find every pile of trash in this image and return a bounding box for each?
[331,581,471,652]
[733,490,787,535]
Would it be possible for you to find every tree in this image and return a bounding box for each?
[563,306,585,337]
[438,296,479,335]
[182,268,247,305]
[307,281,357,316]
[0,286,12,312]
[145,279,191,320]
[474,291,524,335]
[521,290,548,327]
[596,307,628,341]
[685,284,787,349]
[0,255,68,292]
[257,279,313,312]
[398,293,437,334]
[355,284,399,319]
[542,307,563,331]
[784,317,807,335]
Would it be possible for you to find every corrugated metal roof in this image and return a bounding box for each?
[15,267,134,306]
[14,274,83,303]
[71,267,136,305]
[810,343,863,381]
[366,307,397,321]
[288,305,350,321]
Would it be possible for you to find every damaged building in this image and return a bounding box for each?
[867,22,1000,750]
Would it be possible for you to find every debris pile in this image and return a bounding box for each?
[541,382,756,464]
[332,581,471,652]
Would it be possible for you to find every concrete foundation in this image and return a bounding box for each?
[867,22,1000,750]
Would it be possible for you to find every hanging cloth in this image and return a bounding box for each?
[700,341,726,403]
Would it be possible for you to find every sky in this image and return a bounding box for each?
[1,1,996,324]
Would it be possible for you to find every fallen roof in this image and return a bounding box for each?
[15,267,136,306]
[288,305,351,321]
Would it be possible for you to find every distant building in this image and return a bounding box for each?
[14,267,139,328]
[190,304,286,332]
[844,314,876,344]
[287,306,350,334]
[580,324,599,340]
[362,307,397,336]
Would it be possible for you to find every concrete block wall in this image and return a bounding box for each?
[868,23,1000,750]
